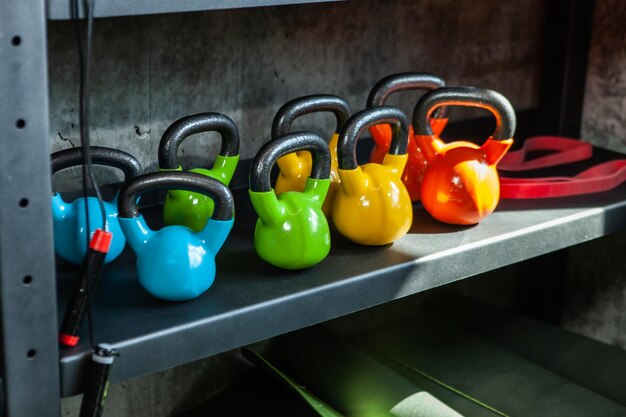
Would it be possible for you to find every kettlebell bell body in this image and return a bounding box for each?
[118,172,234,301]
[367,73,448,201]
[50,147,142,265]
[414,87,516,225]
[333,107,412,246]
[159,113,240,232]
[250,132,332,270]
[52,196,123,265]
[251,179,330,270]
[272,95,351,218]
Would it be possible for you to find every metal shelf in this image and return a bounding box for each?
[58,148,626,396]
[47,0,344,20]
[0,0,598,414]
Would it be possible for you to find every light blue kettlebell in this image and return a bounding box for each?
[117,172,235,301]
[51,147,142,265]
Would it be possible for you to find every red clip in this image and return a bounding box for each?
[89,229,113,254]
[59,333,80,347]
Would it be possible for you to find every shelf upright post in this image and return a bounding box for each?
[517,0,595,326]
[0,0,62,416]
[538,0,595,137]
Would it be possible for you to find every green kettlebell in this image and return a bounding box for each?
[159,113,240,231]
[249,132,331,270]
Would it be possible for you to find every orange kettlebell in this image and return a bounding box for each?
[272,95,352,217]
[413,87,516,225]
[367,72,448,201]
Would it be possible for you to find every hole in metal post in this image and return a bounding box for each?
[26,349,36,359]
[11,36,21,46]
[18,198,28,208]
[16,119,26,129]
[22,276,32,286]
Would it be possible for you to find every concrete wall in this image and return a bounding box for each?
[56,0,547,415]
[49,0,544,192]
[580,0,626,152]
[563,231,626,349]
[61,351,249,417]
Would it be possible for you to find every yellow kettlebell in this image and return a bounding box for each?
[332,106,412,246]
[272,94,352,217]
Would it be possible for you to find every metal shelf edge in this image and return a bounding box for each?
[47,0,345,20]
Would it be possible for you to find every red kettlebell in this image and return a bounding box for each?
[366,73,448,201]
[413,87,516,225]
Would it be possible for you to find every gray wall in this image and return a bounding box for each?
[49,0,544,192]
[563,232,626,349]
[580,0,626,152]
[61,350,250,416]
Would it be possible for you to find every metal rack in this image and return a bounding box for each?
[0,0,600,415]
[0,1,60,416]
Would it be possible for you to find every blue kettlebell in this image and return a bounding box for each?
[51,147,142,265]
[117,172,235,301]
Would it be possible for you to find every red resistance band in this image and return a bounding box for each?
[498,136,626,199]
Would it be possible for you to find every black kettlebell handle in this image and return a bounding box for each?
[250,132,331,193]
[366,72,448,119]
[118,172,234,221]
[51,146,143,180]
[414,87,516,140]
[271,95,352,138]
[158,113,240,170]
[338,107,409,171]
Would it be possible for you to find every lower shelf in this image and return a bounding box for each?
[58,146,626,397]
[266,291,626,417]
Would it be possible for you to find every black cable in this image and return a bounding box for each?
[72,0,103,350]
[82,0,106,232]
[71,5,119,416]
[83,0,101,352]
[72,0,88,242]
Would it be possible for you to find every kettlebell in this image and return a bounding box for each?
[118,172,234,301]
[366,72,448,201]
[413,87,516,225]
[271,94,351,217]
[250,132,331,270]
[333,107,412,246]
[51,146,142,265]
[159,113,239,232]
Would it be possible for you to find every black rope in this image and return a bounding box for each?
[73,0,102,350]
